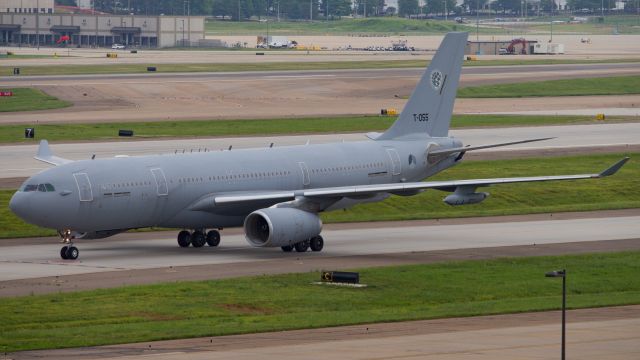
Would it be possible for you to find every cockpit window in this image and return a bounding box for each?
[23,184,38,192]
[22,183,55,192]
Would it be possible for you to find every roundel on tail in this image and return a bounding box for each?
[430,70,444,91]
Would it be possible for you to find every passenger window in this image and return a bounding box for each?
[45,183,55,192]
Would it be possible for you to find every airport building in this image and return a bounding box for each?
[0,12,204,48]
[0,0,54,14]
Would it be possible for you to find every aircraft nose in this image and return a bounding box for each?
[9,191,30,220]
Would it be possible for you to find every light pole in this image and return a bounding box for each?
[476,0,480,54]
[545,269,566,360]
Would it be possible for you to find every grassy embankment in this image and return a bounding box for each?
[1,153,637,239]
[2,114,637,144]
[0,88,71,112]
[458,75,640,98]
[1,251,639,352]
[3,58,640,76]
[205,17,485,35]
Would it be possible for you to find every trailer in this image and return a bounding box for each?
[533,43,565,55]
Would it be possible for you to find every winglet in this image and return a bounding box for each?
[598,157,630,177]
[34,140,73,166]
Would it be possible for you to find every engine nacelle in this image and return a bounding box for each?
[244,208,322,247]
[443,192,489,206]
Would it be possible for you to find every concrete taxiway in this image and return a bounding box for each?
[1,122,638,179]
[11,305,640,360]
[1,63,639,125]
[1,212,638,284]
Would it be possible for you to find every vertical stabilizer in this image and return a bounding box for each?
[377,32,468,140]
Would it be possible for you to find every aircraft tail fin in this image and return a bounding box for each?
[377,32,468,140]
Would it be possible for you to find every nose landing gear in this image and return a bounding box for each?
[59,229,79,260]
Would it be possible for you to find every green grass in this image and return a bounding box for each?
[1,153,637,239]
[1,251,639,352]
[4,57,640,77]
[523,15,640,35]
[206,17,485,35]
[458,75,640,98]
[1,114,635,144]
[0,88,71,112]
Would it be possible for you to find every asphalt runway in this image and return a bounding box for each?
[1,122,638,179]
[1,213,638,283]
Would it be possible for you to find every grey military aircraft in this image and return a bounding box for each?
[9,32,629,260]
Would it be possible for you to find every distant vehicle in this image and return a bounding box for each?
[111,44,125,50]
[498,48,509,55]
[454,17,467,23]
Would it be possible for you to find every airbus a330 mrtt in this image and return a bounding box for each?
[9,32,629,260]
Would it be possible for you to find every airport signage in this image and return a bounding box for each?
[0,91,13,97]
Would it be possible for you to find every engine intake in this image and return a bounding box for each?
[244,208,322,247]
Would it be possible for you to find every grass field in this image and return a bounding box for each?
[458,75,640,98]
[205,17,485,35]
[3,57,640,77]
[0,88,71,112]
[2,114,635,144]
[1,153,637,239]
[524,15,640,35]
[1,251,638,352]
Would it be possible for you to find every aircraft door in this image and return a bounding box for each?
[298,162,311,188]
[386,148,402,176]
[73,173,93,202]
[150,168,168,196]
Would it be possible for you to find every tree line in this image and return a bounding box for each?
[56,0,385,19]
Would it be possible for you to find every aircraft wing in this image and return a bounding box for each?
[34,140,73,166]
[206,157,629,207]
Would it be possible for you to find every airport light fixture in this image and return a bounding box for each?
[545,269,566,360]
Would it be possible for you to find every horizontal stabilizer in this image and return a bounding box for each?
[34,140,73,166]
[429,137,554,158]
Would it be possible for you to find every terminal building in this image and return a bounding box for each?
[0,0,54,14]
[0,6,204,48]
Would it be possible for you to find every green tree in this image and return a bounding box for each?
[321,0,353,17]
[398,0,419,16]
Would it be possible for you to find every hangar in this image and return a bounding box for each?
[0,11,204,48]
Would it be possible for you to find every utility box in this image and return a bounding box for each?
[533,43,565,55]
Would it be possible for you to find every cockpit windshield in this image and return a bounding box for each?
[22,183,55,192]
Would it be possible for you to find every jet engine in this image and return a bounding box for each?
[443,192,489,206]
[244,208,322,247]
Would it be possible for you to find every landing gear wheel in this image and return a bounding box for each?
[294,240,310,253]
[206,230,221,247]
[191,231,206,248]
[177,230,191,248]
[60,246,69,260]
[310,236,324,252]
[281,245,294,252]
[66,246,79,260]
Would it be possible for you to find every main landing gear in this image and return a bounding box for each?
[59,229,79,260]
[281,235,324,253]
[177,229,221,248]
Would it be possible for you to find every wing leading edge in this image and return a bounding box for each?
[194,157,629,209]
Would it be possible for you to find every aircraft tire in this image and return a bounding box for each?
[60,246,69,260]
[294,240,309,253]
[206,230,221,247]
[191,231,206,248]
[281,245,294,252]
[66,246,79,260]
[310,236,324,252]
[177,230,191,248]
